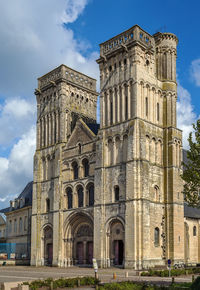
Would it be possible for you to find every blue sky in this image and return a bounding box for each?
[0,0,199,208]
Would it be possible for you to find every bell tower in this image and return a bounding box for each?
[94,25,184,269]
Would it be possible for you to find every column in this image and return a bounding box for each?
[107,91,110,126]
[127,82,131,119]
[48,114,51,146]
[45,115,48,147]
[117,86,120,123]
[113,89,116,124]
[56,111,59,143]
[42,117,45,147]
[101,95,105,128]
[121,84,125,121]
[37,119,41,149]
[52,112,55,144]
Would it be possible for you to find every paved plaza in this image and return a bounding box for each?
[0,266,196,285]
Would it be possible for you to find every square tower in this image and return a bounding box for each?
[31,64,98,266]
[94,25,184,269]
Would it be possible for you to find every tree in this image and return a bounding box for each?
[181,119,200,207]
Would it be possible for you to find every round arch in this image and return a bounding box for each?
[64,212,94,266]
[41,223,53,266]
[105,217,125,267]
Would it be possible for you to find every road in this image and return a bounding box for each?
[0,266,195,285]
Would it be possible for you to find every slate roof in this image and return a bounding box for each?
[0,181,33,213]
[0,214,6,225]
[86,123,100,135]
[184,203,200,219]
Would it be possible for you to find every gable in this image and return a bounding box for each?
[67,119,96,148]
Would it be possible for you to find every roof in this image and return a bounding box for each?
[18,181,33,206]
[184,203,200,219]
[0,181,33,214]
[0,214,6,225]
[86,123,100,135]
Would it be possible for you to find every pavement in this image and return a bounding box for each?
[0,265,196,285]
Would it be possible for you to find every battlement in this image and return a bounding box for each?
[154,32,178,45]
[38,64,97,92]
[99,25,154,57]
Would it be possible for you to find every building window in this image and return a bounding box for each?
[72,161,79,179]
[82,159,89,177]
[193,226,197,236]
[19,217,23,233]
[66,187,73,209]
[24,216,27,231]
[78,187,84,207]
[19,218,22,233]
[145,97,148,117]
[9,220,12,233]
[78,143,81,154]
[157,103,160,121]
[154,227,160,246]
[46,198,50,212]
[88,184,94,206]
[110,96,113,125]
[154,186,160,202]
[14,219,17,233]
[114,186,120,201]
[125,95,128,120]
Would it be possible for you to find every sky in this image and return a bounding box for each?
[0,0,200,209]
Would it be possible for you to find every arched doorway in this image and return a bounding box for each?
[43,225,53,265]
[108,219,125,266]
[64,213,93,266]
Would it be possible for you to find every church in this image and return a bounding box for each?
[30,24,197,269]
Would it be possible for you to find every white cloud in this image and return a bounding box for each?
[177,83,199,148]
[0,97,36,145]
[190,59,200,86]
[0,127,36,208]
[0,0,100,209]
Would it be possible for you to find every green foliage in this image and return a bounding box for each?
[23,276,99,289]
[191,276,200,289]
[181,119,200,207]
[140,267,200,277]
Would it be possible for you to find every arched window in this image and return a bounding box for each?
[115,136,121,164]
[66,187,73,209]
[122,135,128,162]
[78,143,81,154]
[46,198,50,212]
[108,139,113,165]
[146,135,150,161]
[110,92,113,125]
[154,227,160,246]
[82,159,89,177]
[193,226,197,236]
[154,186,160,202]
[114,186,120,201]
[72,161,79,179]
[145,97,148,117]
[78,187,84,207]
[88,184,94,206]
[157,103,160,121]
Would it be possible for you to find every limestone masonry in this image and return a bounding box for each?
[29,25,199,269]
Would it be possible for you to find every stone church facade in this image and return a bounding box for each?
[31,25,185,269]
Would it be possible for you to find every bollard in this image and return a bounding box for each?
[192,274,195,282]
[172,277,175,284]
[50,281,53,290]
[113,272,116,279]
[77,279,81,287]
[125,271,128,278]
